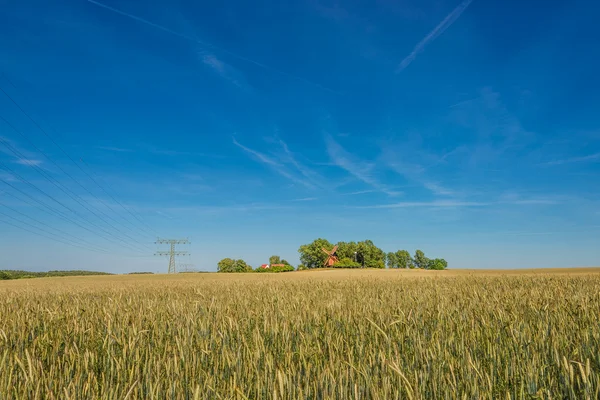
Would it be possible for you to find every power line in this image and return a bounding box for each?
[1,188,155,257]
[0,200,110,253]
[0,74,162,256]
[0,136,152,252]
[0,84,157,240]
[79,157,159,236]
[86,0,338,94]
[0,210,111,254]
[0,143,151,253]
[0,170,147,255]
[0,113,155,241]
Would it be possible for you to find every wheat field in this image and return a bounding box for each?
[1,268,599,399]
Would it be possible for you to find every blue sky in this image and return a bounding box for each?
[1,0,599,272]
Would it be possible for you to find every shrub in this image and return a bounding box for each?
[255,265,294,273]
[332,258,362,268]
[428,258,448,270]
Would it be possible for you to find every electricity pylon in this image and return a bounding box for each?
[154,238,190,274]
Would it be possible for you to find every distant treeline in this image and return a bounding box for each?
[0,270,113,280]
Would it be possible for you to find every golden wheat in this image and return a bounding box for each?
[1,269,599,399]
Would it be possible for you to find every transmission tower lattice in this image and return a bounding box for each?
[154,238,190,273]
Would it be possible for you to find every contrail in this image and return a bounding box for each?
[87,0,338,94]
[396,0,474,73]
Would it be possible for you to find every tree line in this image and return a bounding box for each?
[217,256,295,273]
[217,238,448,272]
[0,270,112,280]
[298,238,447,270]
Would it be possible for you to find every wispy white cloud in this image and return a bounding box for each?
[15,159,43,167]
[539,152,600,166]
[278,139,326,189]
[86,0,337,93]
[341,189,378,196]
[0,171,17,182]
[325,135,401,196]
[200,52,245,88]
[97,146,133,153]
[356,200,487,209]
[0,135,44,168]
[387,160,457,197]
[202,53,226,75]
[232,138,279,166]
[164,203,293,216]
[355,197,561,209]
[422,181,456,196]
[291,197,318,202]
[448,88,535,167]
[396,0,474,73]
[232,137,315,188]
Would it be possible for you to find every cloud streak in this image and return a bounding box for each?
[86,0,338,93]
[97,146,133,153]
[396,0,474,73]
[540,152,600,166]
[233,137,315,188]
[355,197,560,209]
[341,189,377,196]
[278,139,326,189]
[15,159,43,167]
[325,135,400,196]
[233,138,279,166]
[292,197,318,202]
[200,52,245,88]
[387,160,456,197]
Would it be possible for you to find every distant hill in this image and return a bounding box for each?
[0,270,113,280]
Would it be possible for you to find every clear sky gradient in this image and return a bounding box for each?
[1,0,599,272]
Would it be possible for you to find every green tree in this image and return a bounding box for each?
[413,250,429,269]
[298,238,334,269]
[386,252,398,268]
[428,258,448,270]
[218,258,252,273]
[356,240,386,268]
[269,255,282,265]
[218,258,235,272]
[255,264,294,273]
[395,250,412,269]
[333,257,361,268]
[336,241,358,261]
[280,259,291,266]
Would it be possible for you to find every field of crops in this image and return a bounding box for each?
[1,268,599,399]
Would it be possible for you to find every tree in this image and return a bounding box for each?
[413,250,429,269]
[269,255,282,265]
[428,258,448,270]
[336,241,358,261]
[298,238,334,269]
[333,257,361,268]
[395,250,412,269]
[255,264,294,273]
[386,252,398,268]
[356,240,386,268]
[333,240,385,268]
[218,258,252,273]
[280,259,291,266]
